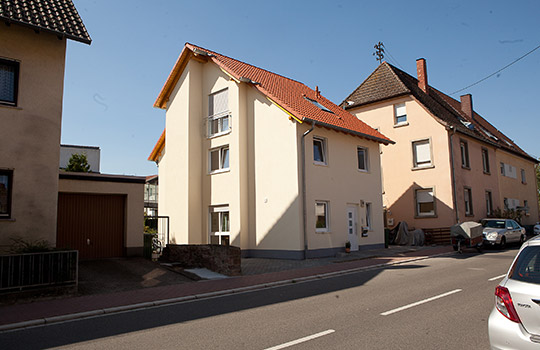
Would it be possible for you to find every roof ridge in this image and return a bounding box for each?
[186,43,306,86]
[382,62,412,96]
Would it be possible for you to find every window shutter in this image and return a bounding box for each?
[415,142,431,164]
[395,103,406,117]
[209,89,228,116]
[417,190,434,203]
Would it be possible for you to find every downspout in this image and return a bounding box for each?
[301,121,316,259]
[448,126,460,224]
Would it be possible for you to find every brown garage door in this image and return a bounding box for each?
[57,193,125,259]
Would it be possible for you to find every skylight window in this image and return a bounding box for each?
[460,120,474,130]
[480,127,498,141]
[304,97,333,114]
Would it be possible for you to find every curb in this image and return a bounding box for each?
[0,250,453,332]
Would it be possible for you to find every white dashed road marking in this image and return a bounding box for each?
[488,274,507,281]
[264,329,335,350]
[381,289,462,316]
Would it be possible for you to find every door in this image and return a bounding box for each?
[57,193,125,259]
[347,205,359,251]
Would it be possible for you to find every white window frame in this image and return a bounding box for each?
[357,146,369,172]
[482,148,490,174]
[365,202,372,230]
[313,137,327,165]
[208,89,231,138]
[315,201,329,232]
[209,145,230,174]
[394,103,407,125]
[415,188,435,217]
[485,190,493,216]
[209,205,230,245]
[464,187,473,216]
[460,140,470,169]
[412,139,432,168]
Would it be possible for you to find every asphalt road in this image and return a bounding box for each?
[0,247,520,350]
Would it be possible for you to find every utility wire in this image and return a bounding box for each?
[450,43,540,95]
[384,47,404,70]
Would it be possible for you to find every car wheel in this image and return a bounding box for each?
[499,236,506,249]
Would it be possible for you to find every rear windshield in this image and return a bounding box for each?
[509,246,540,284]
[481,220,506,228]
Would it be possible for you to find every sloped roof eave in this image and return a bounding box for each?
[1,17,91,44]
[148,129,165,162]
[304,118,394,145]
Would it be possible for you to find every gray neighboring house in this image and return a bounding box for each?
[60,144,101,173]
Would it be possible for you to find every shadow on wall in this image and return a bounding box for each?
[387,182,454,231]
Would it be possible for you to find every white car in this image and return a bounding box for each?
[481,218,526,248]
[488,235,540,349]
[534,222,540,236]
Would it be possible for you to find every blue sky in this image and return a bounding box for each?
[63,0,540,176]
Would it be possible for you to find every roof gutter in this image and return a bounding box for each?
[448,126,460,224]
[303,118,394,145]
[301,121,316,259]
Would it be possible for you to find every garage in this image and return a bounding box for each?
[57,193,126,259]
[57,172,145,259]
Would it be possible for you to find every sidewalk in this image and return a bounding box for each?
[0,245,453,331]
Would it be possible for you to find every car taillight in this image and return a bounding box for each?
[495,285,521,323]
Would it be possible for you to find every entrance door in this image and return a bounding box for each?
[347,206,359,251]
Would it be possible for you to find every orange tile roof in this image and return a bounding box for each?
[152,43,393,151]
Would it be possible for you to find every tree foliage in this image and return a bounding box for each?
[66,153,90,172]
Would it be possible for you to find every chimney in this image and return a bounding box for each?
[416,58,428,93]
[460,94,474,120]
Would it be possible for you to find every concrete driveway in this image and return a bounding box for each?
[78,257,193,295]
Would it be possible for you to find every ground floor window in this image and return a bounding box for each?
[464,187,473,216]
[415,188,435,216]
[0,169,12,218]
[315,201,329,232]
[485,191,493,216]
[365,202,372,230]
[209,205,230,245]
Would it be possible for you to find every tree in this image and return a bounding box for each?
[66,153,91,172]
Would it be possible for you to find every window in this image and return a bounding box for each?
[412,139,432,168]
[521,169,526,184]
[209,206,230,245]
[500,162,505,176]
[0,170,13,218]
[460,140,470,168]
[485,191,493,216]
[357,147,368,171]
[208,89,231,137]
[504,197,509,210]
[0,58,19,106]
[315,201,329,232]
[416,188,435,216]
[500,162,517,178]
[209,145,229,173]
[304,96,333,113]
[482,148,490,173]
[394,103,407,125]
[313,137,327,165]
[365,202,372,230]
[464,187,473,216]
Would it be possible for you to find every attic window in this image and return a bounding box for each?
[304,97,333,114]
[481,127,498,141]
[460,120,474,130]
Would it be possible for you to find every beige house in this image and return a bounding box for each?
[0,0,91,251]
[342,59,539,233]
[149,43,393,259]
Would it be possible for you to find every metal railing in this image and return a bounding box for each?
[0,250,78,292]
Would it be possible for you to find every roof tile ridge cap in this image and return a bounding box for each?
[340,62,391,106]
[186,43,305,85]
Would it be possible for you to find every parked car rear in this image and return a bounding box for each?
[488,236,540,349]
